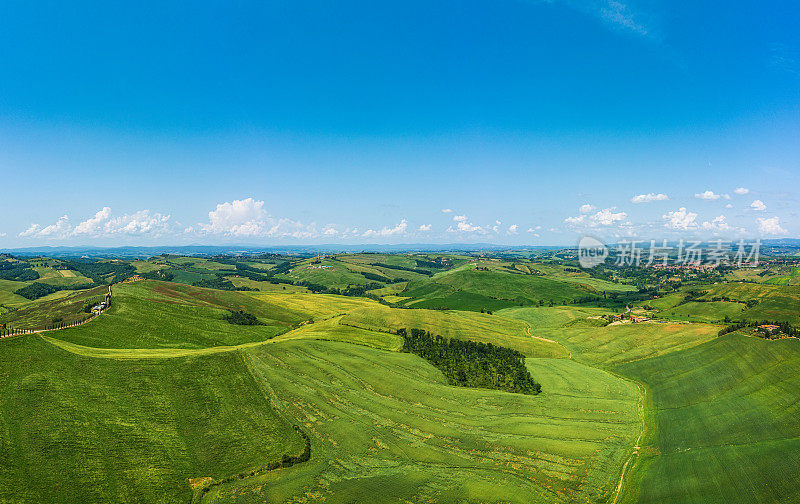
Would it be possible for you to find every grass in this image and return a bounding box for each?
[502,306,719,367]
[271,316,404,351]
[340,304,569,358]
[245,291,380,320]
[0,334,303,504]
[49,281,303,349]
[0,286,106,329]
[200,339,640,504]
[698,282,800,324]
[657,301,745,323]
[616,333,800,504]
[398,269,598,312]
[275,258,371,289]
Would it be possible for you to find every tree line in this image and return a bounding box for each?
[397,328,541,395]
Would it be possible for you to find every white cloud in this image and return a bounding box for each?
[663,207,698,230]
[695,190,723,200]
[701,215,731,232]
[564,207,627,228]
[441,208,453,213]
[202,198,268,237]
[593,207,627,226]
[492,220,501,233]
[579,204,596,213]
[757,216,787,235]
[734,187,750,195]
[322,226,339,236]
[0,232,6,237]
[110,210,172,236]
[631,193,669,204]
[564,215,587,225]
[19,208,173,239]
[362,219,408,238]
[418,224,432,232]
[725,203,734,209]
[447,215,487,234]
[73,207,112,235]
[507,224,518,234]
[750,199,767,211]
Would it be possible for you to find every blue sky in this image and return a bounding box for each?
[0,0,798,246]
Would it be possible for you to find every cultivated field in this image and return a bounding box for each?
[1,252,798,503]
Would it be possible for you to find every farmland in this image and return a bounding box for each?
[0,251,799,503]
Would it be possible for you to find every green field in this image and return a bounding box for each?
[0,335,303,504]
[617,333,800,503]
[698,282,800,324]
[202,340,640,504]
[2,252,799,503]
[657,300,745,323]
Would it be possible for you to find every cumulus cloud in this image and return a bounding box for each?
[507,224,518,234]
[441,208,453,213]
[757,216,787,235]
[418,224,432,232]
[701,215,732,232]
[631,193,669,204]
[579,204,596,213]
[725,203,734,209]
[734,187,750,195]
[695,190,724,200]
[447,215,487,234]
[362,219,408,238]
[593,207,628,226]
[565,207,627,228]
[750,199,767,211]
[196,198,325,239]
[663,207,698,230]
[201,198,268,237]
[19,208,172,239]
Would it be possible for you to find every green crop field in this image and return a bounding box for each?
[398,269,598,312]
[341,304,569,357]
[657,300,745,323]
[0,335,303,504]
[2,252,799,503]
[616,333,800,504]
[201,340,640,504]
[698,283,800,324]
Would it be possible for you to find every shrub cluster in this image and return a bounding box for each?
[223,310,263,325]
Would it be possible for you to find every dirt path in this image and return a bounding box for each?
[610,376,648,504]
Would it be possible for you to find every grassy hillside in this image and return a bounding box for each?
[51,281,303,349]
[201,340,640,504]
[502,306,719,367]
[399,269,598,312]
[698,282,800,324]
[0,285,107,329]
[341,304,568,358]
[617,333,800,504]
[246,291,380,320]
[657,300,745,323]
[0,335,303,504]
